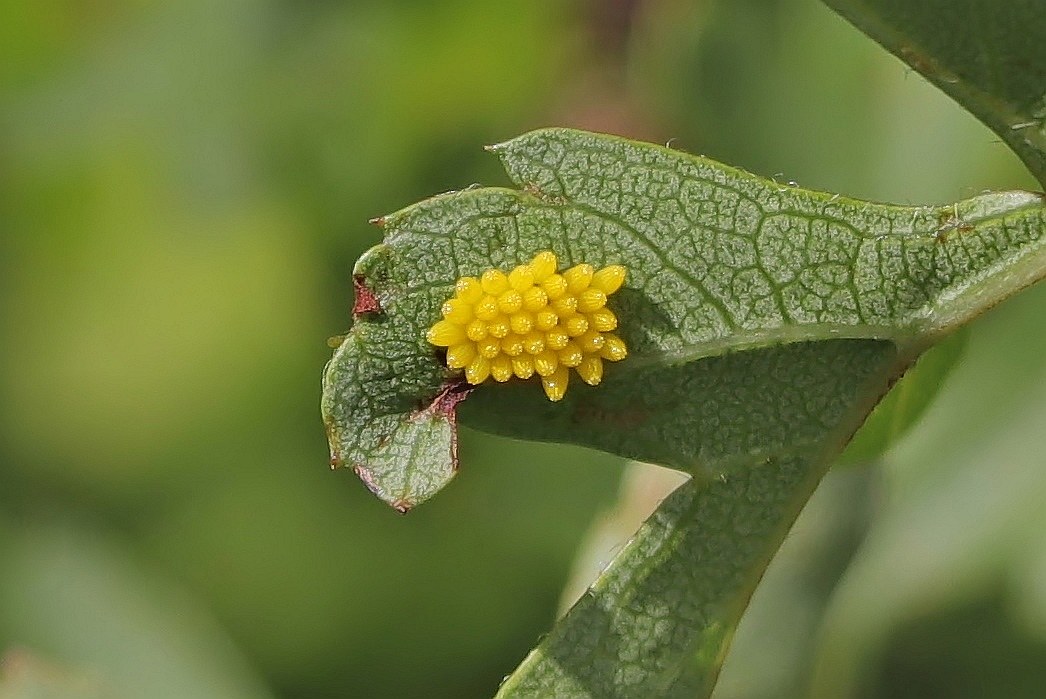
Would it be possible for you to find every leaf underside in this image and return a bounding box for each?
[321,127,1046,698]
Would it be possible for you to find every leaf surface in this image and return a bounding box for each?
[320,128,1045,697]
[822,0,1046,187]
[322,128,1046,510]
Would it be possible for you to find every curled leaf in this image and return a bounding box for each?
[322,128,1046,511]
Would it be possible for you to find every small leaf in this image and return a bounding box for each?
[322,128,1046,511]
[822,0,1046,187]
[322,323,464,512]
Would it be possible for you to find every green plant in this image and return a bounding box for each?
[321,2,1046,697]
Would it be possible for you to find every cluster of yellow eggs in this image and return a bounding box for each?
[426,251,628,401]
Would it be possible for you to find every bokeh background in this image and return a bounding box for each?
[2,1,1044,697]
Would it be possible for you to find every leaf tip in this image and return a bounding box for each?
[484,139,512,154]
[351,462,423,514]
[352,463,390,502]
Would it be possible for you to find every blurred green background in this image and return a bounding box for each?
[1,1,1044,697]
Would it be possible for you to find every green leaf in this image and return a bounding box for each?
[822,0,1046,188]
[495,449,848,696]
[322,128,1046,511]
[321,127,1046,697]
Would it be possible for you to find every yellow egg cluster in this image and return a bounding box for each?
[426,251,628,401]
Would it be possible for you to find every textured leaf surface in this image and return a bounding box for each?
[321,128,1046,697]
[823,0,1046,187]
[322,128,1046,510]
[493,339,898,698]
